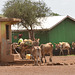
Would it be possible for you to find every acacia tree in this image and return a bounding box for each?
[3,0,52,40]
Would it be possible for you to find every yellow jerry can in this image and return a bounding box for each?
[26,54,31,59]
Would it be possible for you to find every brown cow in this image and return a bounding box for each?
[55,42,70,55]
[40,43,53,63]
[20,39,40,59]
[72,42,75,50]
[33,38,40,46]
[32,46,41,65]
[20,40,33,59]
[55,43,60,50]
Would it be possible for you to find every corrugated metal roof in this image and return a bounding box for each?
[11,15,75,31]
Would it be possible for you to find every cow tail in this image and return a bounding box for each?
[40,44,43,49]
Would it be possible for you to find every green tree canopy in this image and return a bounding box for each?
[3,0,57,40]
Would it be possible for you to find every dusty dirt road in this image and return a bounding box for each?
[0,56,75,75]
[0,65,75,75]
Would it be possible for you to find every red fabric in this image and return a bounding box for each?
[19,34,23,38]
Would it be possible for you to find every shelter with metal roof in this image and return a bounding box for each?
[0,17,21,62]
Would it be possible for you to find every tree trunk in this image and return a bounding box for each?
[28,30,35,41]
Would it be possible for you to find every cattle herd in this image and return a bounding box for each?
[12,39,75,65]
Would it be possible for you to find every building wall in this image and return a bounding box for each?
[12,31,29,43]
[35,31,49,45]
[0,22,7,61]
[0,22,14,61]
[48,18,75,46]
[12,30,49,45]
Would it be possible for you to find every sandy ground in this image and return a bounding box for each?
[0,56,75,75]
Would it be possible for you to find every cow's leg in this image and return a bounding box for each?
[59,49,62,55]
[44,55,46,63]
[34,59,36,65]
[23,51,26,58]
[62,50,64,55]
[41,56,43,63]
[39,49,42,65]
[33,58,38,66]
[67,49,70,55]
[42,53,46,63]
[60,48,64,55]
[36,58,38,66]
[20,50,23,59]
[49,50,52,62]
[34,58,36,65]
[20,49,25,59]
[41,53,43,63]
[31,55,35,65]
[36,48,38,66]
[20,51,23,59]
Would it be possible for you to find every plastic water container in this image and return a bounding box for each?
[26,54,31,59]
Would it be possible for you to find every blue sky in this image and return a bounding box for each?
[0,0,75,18]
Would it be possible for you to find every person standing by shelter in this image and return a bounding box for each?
[18,34,23,45]
[14,34,23,53]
